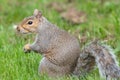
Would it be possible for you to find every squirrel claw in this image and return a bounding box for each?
[23,44,31,53]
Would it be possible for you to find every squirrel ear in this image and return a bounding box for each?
[33,9,42,18]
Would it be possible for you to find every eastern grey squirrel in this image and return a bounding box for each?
[16,9,120,80]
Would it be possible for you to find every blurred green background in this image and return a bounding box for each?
[0,0,120,80]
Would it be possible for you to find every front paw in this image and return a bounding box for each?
[23,44,31,53]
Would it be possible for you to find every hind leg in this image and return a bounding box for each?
[38,58,49,75]
[38,57,71,77]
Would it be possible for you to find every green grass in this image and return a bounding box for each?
[0,0,120,80]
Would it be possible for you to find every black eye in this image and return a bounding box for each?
[28,21,33,25]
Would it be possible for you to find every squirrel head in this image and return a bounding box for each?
[16,9,42,34]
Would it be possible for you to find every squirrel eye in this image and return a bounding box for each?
[27,21,33,25]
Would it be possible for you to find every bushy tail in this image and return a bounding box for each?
[73,40,120,80]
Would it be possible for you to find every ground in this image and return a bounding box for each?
[0,0,120,80]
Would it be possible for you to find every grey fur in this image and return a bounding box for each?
[29,17,80,77]
[26,17,120,79]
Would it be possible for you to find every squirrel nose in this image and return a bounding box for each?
[17,27,20,32]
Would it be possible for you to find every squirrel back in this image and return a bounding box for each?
[37,17,80,66]
[16,9,120,79]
